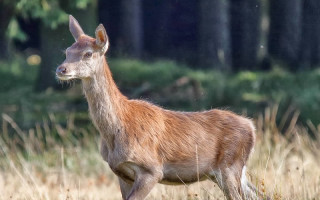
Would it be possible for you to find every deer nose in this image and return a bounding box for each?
[56,65,67,75]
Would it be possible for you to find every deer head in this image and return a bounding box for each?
[56,15,109,81]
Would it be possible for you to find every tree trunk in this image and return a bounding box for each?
[118,0,143,58]
[198,0,230,70]
[268,0,302,69]
[143,0,171,57]
[35,2,97,91]
[35,23,71,91]
[98,0,121,57]
[0,2,14,59]
[299,0,320,69]
[230,0,261,70]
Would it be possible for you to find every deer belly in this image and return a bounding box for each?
[160,163,209,185]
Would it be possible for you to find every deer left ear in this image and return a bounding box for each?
[69,15,84,41]
[95,24,109,54]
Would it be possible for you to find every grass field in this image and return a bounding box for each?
[1,106,320,200]
[1,57,320,199]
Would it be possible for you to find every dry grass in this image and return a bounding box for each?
[1,106,320,200]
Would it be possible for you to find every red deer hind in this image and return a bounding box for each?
[56,15,267,200]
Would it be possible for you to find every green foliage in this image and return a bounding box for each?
[110,59,188,91]
[14,0,94,29]
[6,17,28,42]
[0,56,36,92]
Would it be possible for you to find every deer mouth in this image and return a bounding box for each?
[56,65,77,81]
[56,73,75,81]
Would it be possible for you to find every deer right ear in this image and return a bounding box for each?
[69,15,84,41]
[95,24,109,54]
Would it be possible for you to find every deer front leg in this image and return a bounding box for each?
[126,168,162,200]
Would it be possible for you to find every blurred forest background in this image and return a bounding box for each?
[1,0,320,128]
[1,0,320,199]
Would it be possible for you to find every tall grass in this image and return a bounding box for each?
[1,106,320,200]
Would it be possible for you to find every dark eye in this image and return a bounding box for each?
[84,51,92,59]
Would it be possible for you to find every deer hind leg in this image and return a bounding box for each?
[240,166,258,200]
[223,167,243,200]
[210,166,243,200]
[241,167,271,200]
[244,181,271,200]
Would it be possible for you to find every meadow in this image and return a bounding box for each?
[1,57,320,199]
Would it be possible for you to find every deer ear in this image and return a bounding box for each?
[69,15,84,41]
[95,24,109,53]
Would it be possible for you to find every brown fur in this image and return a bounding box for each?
[56,15,268,200]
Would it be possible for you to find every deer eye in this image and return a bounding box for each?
[83,51,93,59]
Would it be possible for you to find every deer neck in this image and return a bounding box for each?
[82,57,126,144]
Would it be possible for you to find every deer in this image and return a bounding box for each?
[56,15,268,200]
